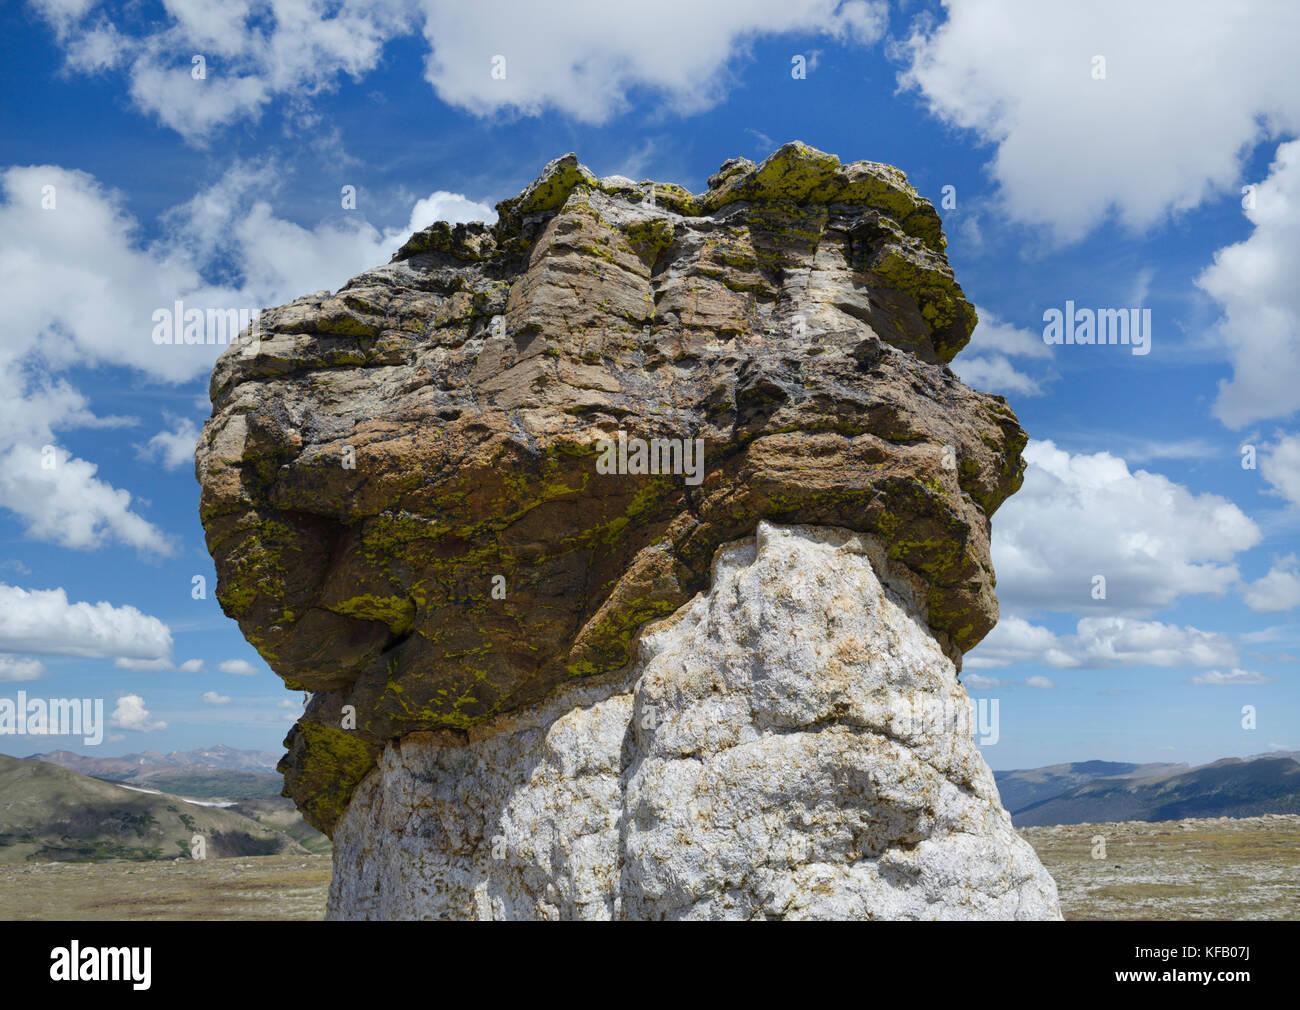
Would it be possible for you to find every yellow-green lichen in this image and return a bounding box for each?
[326,593,416,635]
[294,722,377,835]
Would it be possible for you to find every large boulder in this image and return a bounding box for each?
[196,143,1029,865]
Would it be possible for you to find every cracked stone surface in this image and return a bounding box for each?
[195,143,1029,836]
[327,523,1061,920]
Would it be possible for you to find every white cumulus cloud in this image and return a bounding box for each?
[33,0,419,143]
[951,306,1054,396]
[0,655,45,682]
[110,694,167,732]
[1199,142,1300,429]
[219,659,260,676]
[964,616,1079,670]
[989,441,1260,615]
[1188,668,1277,686]
[897,0,1300,242]
[1259,431,1300,509]
[0,583,172,660]
[1241,555,1300,613]
[962,673,1008,691]
[967,615,1239,671]
[1072,617,1238,668]
[135,415,202,471]
[419,0,887,124]
[34,0,890,138]
[114,656,206,673]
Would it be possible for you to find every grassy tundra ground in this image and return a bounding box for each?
[0,816,1295,920]
[1021,813,1300,920]
[0,854,332,919]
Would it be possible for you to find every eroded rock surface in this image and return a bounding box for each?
[196,142,1029,850]
[327,524,1061,920]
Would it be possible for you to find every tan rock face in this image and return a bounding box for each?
[196,142,1027,834]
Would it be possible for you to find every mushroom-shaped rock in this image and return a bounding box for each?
[196,144,1048,921]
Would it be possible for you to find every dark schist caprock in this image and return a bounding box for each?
[195,142,1027,836]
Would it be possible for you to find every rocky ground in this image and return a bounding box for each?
[0,854,332,920]
[0,815,1294,919]
[1021,813,1300,920]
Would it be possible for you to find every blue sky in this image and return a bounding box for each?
[1,0,1297,770]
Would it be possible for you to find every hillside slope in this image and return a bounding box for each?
[994,760,1187,813]
[0,755,308,863]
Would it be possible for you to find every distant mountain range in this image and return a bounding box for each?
[28,744,279,776]
[995,752,1300,826]
[27,745,284,800]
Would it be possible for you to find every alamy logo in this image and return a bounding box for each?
[50,942,151,990]
[888,696,1000,746]
[1042,300,1151,356]
[151,300,261,346]
[0,691,104,745]
[595,430,705,486]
